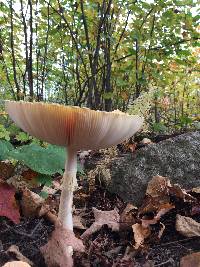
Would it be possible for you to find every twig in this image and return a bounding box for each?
[153,236,200,248]
[154,258,174,267]
[11,219,43,238]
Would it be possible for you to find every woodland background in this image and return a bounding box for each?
[0,0,200,135]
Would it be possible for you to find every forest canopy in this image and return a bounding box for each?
[0,0,199,133]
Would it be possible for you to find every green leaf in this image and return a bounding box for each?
[36,174,52,187]
[179,116,193,126]
[8,144,66,175]
[0,140,14,160]
[7,143,83,175]
[16,132,31,142]
[152,122,168,133]
[39,191,49,199]
[102,92,113,100]
[0,124,10,141]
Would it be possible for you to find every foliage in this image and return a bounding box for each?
[0,140,14,160]
[0,124,10,140]
[8,144,66,175]
[0,0,199,133]
[0,140,82,175]
[15,132,32,143]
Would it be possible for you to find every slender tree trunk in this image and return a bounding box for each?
[28,0,34,99]
[20,0,28,96]
[104,15,112,111]
[135,38,140,98]
[41,1,50,100]
[10,0,20,100]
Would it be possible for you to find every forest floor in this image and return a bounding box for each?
[0,132,200,267]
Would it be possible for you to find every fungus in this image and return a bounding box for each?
[2,261,31,267]
[5,101,143,265]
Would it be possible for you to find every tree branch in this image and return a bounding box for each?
[114,9,131,55]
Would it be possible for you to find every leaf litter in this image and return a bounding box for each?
[1,154,200,266]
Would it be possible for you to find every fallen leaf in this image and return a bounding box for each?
[191,187,200,194]
[7,245,33,266]
[7,175,30,190]
[176,214,200,237]
[191,202,200,216]
[73,215,86,230]
[146,175,171,198]
[0,161,15,180]
[21,169,38,188]
[169,184,195,202]
[2,261,31,267]
[141,202,175,228]
[81,207,120,239]
[41,222,85,267]
[0,182,20,223]
[180,252,200,267]
[128,143,137,153]
[132,223,151,249]
[146,176,195,202]
[21,188,44,217]
[120,203,137,229]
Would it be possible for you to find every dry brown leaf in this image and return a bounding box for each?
[81,207,120,239]
[180,252,200,267]
[169,184,195,202]
[191,202,200,216]
[146,175,171,198]
[7,175,29,190]
[192,187,200,194]
[128,143,137,153]
[73,215,86,230]
[21,169,38,188]
[146,176,195,202]
[132,223,151,249]
[2,261,31,267]
[7,245,33,266]
[141,202,175,228]
[41,222,85,267]
[20,188,44,217]
[176,214,200,237]
[0,161,15,180]
[120,203,137,229]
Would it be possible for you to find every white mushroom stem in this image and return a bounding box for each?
[58,148,77,230]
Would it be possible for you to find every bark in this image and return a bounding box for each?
[41,1,50,100]
[10,0,20,100]
[28,0,34,99]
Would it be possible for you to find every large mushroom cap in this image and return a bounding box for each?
[5,101,143,150]
[3,261,31,267]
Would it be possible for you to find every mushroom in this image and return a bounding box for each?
[5,101,143,264]
[2,261,31,267]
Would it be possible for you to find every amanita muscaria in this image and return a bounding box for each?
[5,101,143,260]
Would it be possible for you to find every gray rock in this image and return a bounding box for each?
[103,131,200,205]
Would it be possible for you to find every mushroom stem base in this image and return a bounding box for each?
[58,148,77,230]
[58,170,77,230]
[58,149,77,257]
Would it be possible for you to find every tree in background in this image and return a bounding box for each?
[0,0,199,131]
